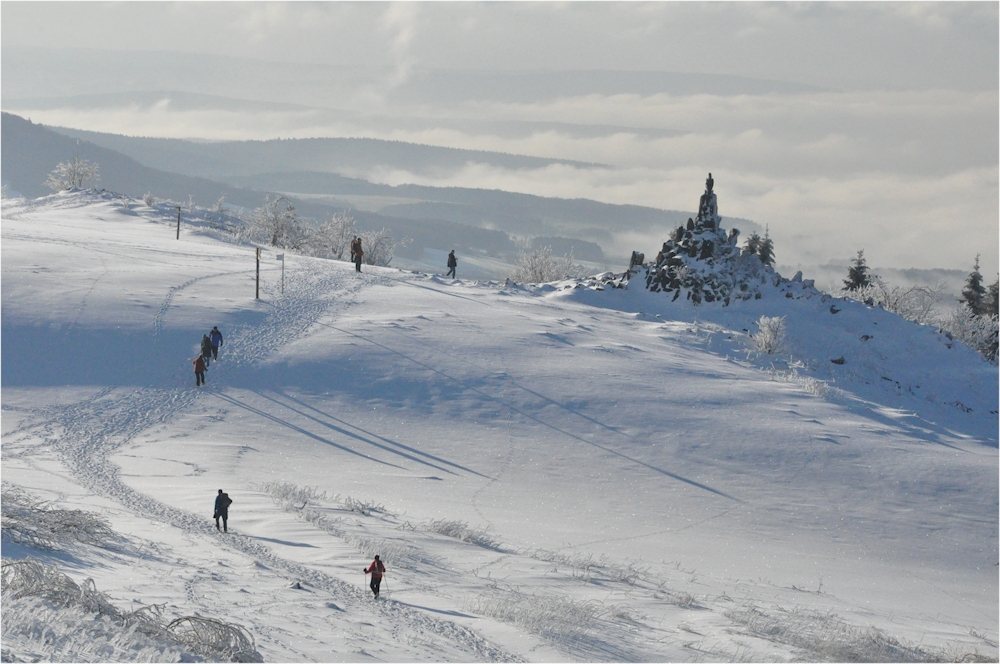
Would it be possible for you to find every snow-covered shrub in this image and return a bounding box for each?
[167,616,262,663]
[141,192,155,207]
[342,495,386,516]
[726,603,938,662]
[509,246,578,283]
[466,585,603,644]
[44,157,100,191]
[2,558,263,663]
[1,486,119,551]
[212,195,227,214]
[751,315,786,354]
[941,305,999,363]
[842,277,943,325]
[423,520,501,549]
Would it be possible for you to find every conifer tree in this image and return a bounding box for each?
[961,254,987,315]
[744,232,761,256]
[988,278,999,317]
[757,226,775,266]
[843,249,871,291]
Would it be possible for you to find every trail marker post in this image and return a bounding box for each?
[276,253,284,294]
[255,247,261,299]
[176,206,181,239]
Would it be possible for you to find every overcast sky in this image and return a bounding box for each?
[2,2,997,276]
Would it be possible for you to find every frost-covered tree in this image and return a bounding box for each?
[44,157,100,191]
[247,196,307,250]
[359,228,407,267]
[509,246,577,283]
[843,250,872,291]
[307,211,357,260]
[988,278,999,317]
[961,255,987,315]
[743,232,761,256]
[757,226,775,266]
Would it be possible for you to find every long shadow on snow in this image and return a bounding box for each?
[250,389,476,478]
[317,322,741,503]
[209,392,406,470]
[272,390,489,478]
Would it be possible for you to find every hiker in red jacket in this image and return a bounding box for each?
[193,355,207,386]
[364,555,385,598]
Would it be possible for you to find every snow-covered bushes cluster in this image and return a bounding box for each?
[1,485,120,551]
[2,558,263,663]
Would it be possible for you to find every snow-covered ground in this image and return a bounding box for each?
[2,190,997,662]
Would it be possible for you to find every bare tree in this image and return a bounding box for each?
[44,157,100,191]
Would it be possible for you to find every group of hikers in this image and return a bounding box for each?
[212,488,387,597]
[192,326,224,386]
[192,246,459,594]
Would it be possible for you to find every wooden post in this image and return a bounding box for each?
[255,247,261,299]
[277,253,285,294]
[176,206,181,239]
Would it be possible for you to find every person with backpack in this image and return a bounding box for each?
[352,237,364,272]
[364,555,385,598]
[446,250,457,278]
[214,489,232,532]
[209,326,224,360]
[193,355,207,386]
[200,334,213,367]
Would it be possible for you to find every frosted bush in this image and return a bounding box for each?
[423,519,501,549]
[1,486,120,551]
[751,315,786,354]
[940,305,998,363]
[843,277,944,325]
[466,585,602,643]
[2,558,263,662]
[509,246,579,283]
[725,603,953,662]
[142,192,155,207]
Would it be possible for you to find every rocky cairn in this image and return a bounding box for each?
[628,174,809,304]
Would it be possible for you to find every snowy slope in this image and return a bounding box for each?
[2,191,997,662]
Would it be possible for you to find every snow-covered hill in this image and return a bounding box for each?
[2,191,997,662]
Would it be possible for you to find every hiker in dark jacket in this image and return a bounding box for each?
[193,356,207,386]
[353,237,364,272]
[214,489,232,532]
[364,555,386,598]
[200,334,213,367]
[446,250,457,278]
[209,326,223,360]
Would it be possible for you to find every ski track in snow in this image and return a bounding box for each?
[4,261,522,662]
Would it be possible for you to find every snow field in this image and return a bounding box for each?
[2,191,997,662]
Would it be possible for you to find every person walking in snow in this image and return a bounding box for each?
[446,250,457,278]
[209,326,224,360]
[364,555,385,598]
[353,237,364,272]
[200,334,213,367]
[193,355,207,386]
[214,489,232,532]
